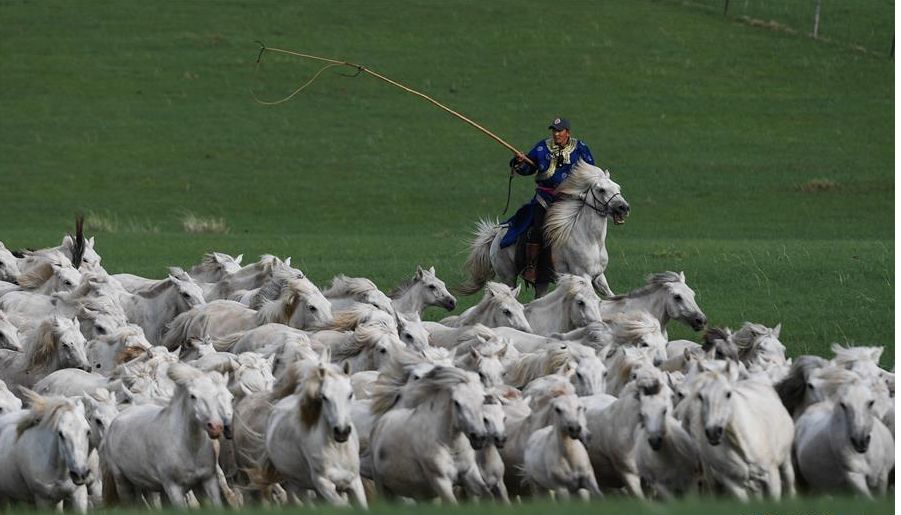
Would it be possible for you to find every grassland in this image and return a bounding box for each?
[0,0,893,364]
[0,1,894,512]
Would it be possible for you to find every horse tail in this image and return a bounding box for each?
[101,458,120,506]
[211,332,244,353]
[458,219,500,296]
[161,309,195,351]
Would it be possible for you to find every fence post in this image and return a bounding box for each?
[812,0,821,39]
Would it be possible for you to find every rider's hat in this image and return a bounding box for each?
[548,117,571,131]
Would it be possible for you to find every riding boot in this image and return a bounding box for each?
[523,243,541,284]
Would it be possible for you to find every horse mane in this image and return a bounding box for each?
[323,275,379,298]
[526,274,588,308]
[16,389,75,439]
[773,355,828,414]
[703,327,740,362]
[388,275,417,299]
[452,324,498,354]
[543,160,609,248]
[299,364,326,428]
[606,312,660,343]
[504,348,572,389]
[331,319,394,363]
[369,350,431,416]
[256,277,318,325]
[23,318,66,372]
[460,282,518,324]
[831,343,884,369]
[329,304,380,331]
[606,271,683,301]
[190,252,234,276]
[405,366,477,407]
[17,255,73,289]
[522,374,575,411]
[732,322,772,359]
[166,362,205,386]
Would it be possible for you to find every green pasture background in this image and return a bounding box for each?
[0,0,894,371]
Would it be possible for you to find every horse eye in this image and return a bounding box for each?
[348,392,353,400]
[555,406,562,413]
[503,309,512,316]
[58,431,65,439]
[577,300,585,307]
[182,293,190,298]
[322,396,329,403]
[190,394,197,400]
[96,326,107,335]
[867,400,875,408]
[86,429,92,437]
[598,188,606,194]
[64,280,73,287]
[428,285,436,291]
[726,391,732,399]
[95,418,102,426]
[379,348,387,354]
[309,306,318,312]
[403,333,412,341]
[673,295,683,302]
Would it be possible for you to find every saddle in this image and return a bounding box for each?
[514,232,555,286]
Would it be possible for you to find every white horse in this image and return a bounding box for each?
[0,390,92,512]
[327,319,407,373]
[599,271,707,337]
[524,392,601,499]
[323,274,395,315]
[258,352,367,507]
[16,254,82,295]
[86,324,150,375]
[0,242,21,283]
[0,316,90,391]
[123,269,206,345]
[0,310,22,351]
[389,265,457,316]
[100,362,233,507]
[25,231,103,274]
[0,380,22,414]
[370,366,488,503]
[162,279,332,350]
[634,375,701,499]
[583,366,663,498]
[81,388,120,507]
[187,252,244,283]
[461,161,630,297]
[440,282,532,333]
[733,322,789,382]
[523,274,602,336]
[678,362,795,500]
[478,394,509,503]
[204,254,299,301]
[793,368,893,497]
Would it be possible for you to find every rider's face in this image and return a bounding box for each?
[552,129,570,147]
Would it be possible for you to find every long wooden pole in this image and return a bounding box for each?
[255,45,536,166]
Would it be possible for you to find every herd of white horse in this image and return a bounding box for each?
[0,219,893,511]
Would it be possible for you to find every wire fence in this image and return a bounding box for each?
[684,0,894,56]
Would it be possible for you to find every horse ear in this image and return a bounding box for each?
[428,266,436,275]
[683,348,693,362]
[415,265,424,279]
[235,254,244,265]
[284,257,292,266]
[870,347,884,363]
[679,271,686,282]
[87,236,95,247]
[725,361,740,383]
[512,285,522,298]
[319,346,331,366]
[773,323,782,338]
[62,234,74,247]
[470,347,481,360]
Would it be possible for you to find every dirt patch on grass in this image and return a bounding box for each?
[799,179,841,193]
[85,210,160,234]
[182,212,229,234]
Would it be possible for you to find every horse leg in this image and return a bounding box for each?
[765,465,782,499]
[346,477,369,509]
[779,458,796,498]
[70,485,89,514]
[846,472,873,499]
[719,476,749,502]
[494,480,511,505]
[461,466,492,498]
[428,475,458,505]
[161,482,188,508]
[313,476,349,507]
[592,274,614,297]
[621,472,645,499]
[198,475,223,507]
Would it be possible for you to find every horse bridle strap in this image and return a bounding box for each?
[579,189,620,217]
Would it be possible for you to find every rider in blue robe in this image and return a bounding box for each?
[503,117,596,283]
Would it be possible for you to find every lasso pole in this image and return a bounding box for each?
[254,44,536,167]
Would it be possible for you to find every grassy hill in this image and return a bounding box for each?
[0,0,893,363]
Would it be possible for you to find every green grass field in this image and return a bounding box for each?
[0,1,894,511]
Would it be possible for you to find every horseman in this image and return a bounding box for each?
[506,117,597,285]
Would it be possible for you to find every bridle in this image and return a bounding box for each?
[577,187,622,218]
